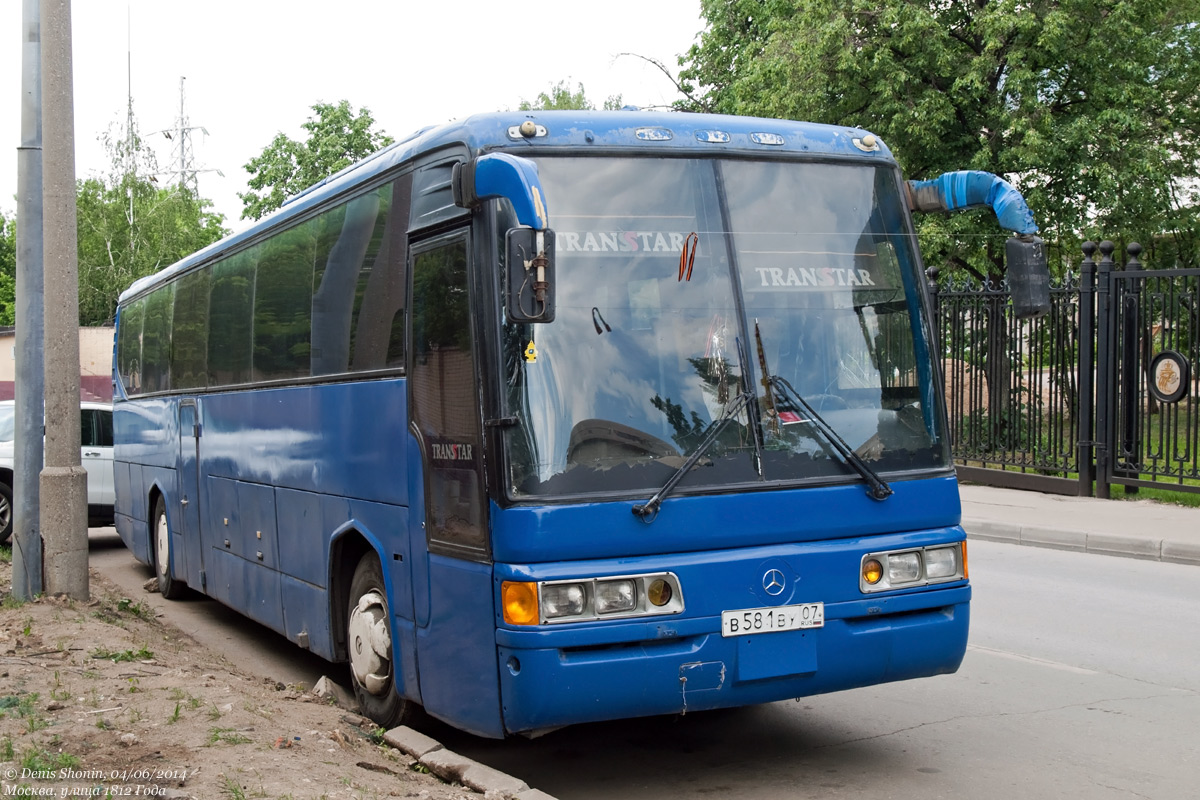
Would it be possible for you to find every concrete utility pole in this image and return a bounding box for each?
[13,0,46,599]
[40,0,88,600]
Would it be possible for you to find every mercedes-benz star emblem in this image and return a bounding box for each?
[763,568,786,596]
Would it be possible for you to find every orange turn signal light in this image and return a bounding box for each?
[502,581,539,625]
[862,558,884,585]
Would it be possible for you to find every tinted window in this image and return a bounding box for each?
[117,299,144,395]
[96,408,113,447]
[208,249,255,386]
[310,181,408,376]
[80,408,113,448]
[350,177,410,372]
[254,222,315,381]
[171,268,210,390]
[141,285,175,394]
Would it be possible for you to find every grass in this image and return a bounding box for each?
[958,460,1200,507]
[1108,483,1200,507]
[207,727,252,746]
[89,645,154,662]
[20,746,80,773]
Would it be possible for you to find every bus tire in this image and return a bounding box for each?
[0,481,12,544]
[152,496,185,599]
[347,553,411,728]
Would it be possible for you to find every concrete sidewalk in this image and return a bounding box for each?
[959,483,1200,566]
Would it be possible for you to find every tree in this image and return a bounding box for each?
[518,80,623,112]
[240,101,394,221]
[679,0,1200,275]
[76,123,228,326]
[0,211,15,325]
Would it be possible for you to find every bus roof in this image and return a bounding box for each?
[120,111,892,303]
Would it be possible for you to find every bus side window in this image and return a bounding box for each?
[117,299,144,396]
[350,174,411,372]
[141,284,174,394]
[253,222,316,382]
[208,249,255,387]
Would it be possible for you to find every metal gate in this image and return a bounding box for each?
[935,241,1200,497]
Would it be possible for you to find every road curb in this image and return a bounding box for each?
[385,724,557,800]
[964,518,1200,566]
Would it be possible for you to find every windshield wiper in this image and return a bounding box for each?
[632,388,753,521]
[767,373,893,501]
[633,338,762,522]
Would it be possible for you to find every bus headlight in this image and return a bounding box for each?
[924,546,960,579]
[595,580,636,614]
[860,543,966,593]
[887,552,922,583]
[506,573,684,625]
[542,583,586,618]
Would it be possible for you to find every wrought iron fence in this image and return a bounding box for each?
[933,241,1200,496]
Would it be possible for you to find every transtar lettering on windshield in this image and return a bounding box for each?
[753,266,879,289]
[556,231,689,254]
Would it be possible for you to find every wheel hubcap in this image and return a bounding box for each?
[155,511,169,578]
[348,590,392,695]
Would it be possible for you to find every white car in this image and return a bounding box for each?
[0,399,115,542]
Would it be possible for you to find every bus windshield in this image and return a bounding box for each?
[501,156,949,499]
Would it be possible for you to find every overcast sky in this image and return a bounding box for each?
[3,0,703,229]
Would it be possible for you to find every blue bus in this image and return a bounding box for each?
[113,111,1047,738]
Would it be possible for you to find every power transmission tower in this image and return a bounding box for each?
[159,76,221,194]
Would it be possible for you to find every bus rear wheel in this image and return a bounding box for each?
[347,553,412,729]
[152,496,185,599]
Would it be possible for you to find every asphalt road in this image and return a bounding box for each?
[90,530,1199,799]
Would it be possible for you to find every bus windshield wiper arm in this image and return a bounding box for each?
[632,389,754,522]
[768,374,893,501]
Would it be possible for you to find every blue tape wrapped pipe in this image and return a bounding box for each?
[907,170,1038,235]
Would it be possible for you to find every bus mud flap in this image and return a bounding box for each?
[679,661,726,714]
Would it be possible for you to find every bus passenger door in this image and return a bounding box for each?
[177,400,205,590]
[408,230,501,737]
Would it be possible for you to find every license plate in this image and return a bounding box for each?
[721,603,824,637]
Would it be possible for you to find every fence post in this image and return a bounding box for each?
[1117,243,1145,494]
[1094,241,1115,498]
[1077,242,1097,496]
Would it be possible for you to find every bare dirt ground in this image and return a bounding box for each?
[0,553,479,800]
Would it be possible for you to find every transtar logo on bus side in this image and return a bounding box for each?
[431,443,474,461]
[754,266,878,288]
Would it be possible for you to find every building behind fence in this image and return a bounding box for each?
[935,241,1199,497]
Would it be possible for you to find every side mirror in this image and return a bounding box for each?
[506,228,556,323]
[1006,235,1051,320]
[453,153,549,230]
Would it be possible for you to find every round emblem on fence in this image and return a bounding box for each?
[1148,350,1190,404]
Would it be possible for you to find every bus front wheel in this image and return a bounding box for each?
[152,496,185,599]
[347,553,411,728]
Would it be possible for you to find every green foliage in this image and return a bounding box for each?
[89,645,153,662]
[77,124,227,326]
[518,80,623,111]
[679,0,1200,274]
[20,746,79,773]
[0,212,14,324]
[239,100,394,221]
